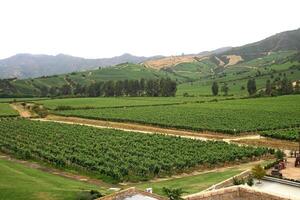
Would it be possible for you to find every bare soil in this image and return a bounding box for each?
[234,138,299,151]
[280,157,300,180]
[10,103,33,118]
[42,115,244,141]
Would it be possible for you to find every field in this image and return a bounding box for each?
[259,128,300,141]
[53,95,300,133]
[0,103,18,117]
[37,96,224,110]
[0,119,269,183]
[0,157,104,200]
[136,169,241,196]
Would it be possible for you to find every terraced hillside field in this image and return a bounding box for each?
[54,95,300,133]
[0,103,18,117]
[0,119,269,182]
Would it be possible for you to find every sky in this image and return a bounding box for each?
[0,0,299,59]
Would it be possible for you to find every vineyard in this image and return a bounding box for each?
[0,119,269,182]
[36,96,227,110]
[53,95,300,133]
[259,128,300,141]
[0,103,18,117]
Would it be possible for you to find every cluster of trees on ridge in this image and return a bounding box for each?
[43,78,177,97]
[211,76,300,97]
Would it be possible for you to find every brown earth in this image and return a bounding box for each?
[234,138,299,151]
[10,103,33,118]
[41,115,242,140]
[143,55,201,69]
[280,157,300,180]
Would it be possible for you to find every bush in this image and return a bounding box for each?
[246,175,254,186]
[76,190,102,200]
[232,176,245,185]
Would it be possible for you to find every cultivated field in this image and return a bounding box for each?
[0,103,18,117]
[0,119,269,183]
[53,95,300,133]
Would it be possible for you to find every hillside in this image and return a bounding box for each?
[211,28,300,64]
[0,53,163,79]
[0,28,300,97]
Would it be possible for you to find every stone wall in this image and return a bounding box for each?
[185,186,289,200]
[97,187,167,200]
[204,170,251,191]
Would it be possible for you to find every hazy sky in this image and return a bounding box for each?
[0,0,299,59]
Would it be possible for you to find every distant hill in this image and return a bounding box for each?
[0,53,163,79]
[214,28,300,62]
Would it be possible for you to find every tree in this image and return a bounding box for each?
[247,79,257,96]
[251,164,265,183]
[103,81,115,97]
[295,80,300,94]
[265,80,272,96]
[221,83,229,96]
[115,80,124,96]
[211,81,219,96]
[60,84,72,96]
[162,187,184,200]
[275,149,285,160]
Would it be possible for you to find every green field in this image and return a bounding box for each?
[54,95,300,133]
[0,158,104,200]
[0,103,18,117]
[0,119,268,182]
[259,128,300,141]
[37,96,229,110]
[135,169,242,196]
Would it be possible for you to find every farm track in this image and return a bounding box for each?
[10,103,32,118]
[11,102,263,142]
[34,115,265,143]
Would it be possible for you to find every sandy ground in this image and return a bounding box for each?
[281,157,300,180]
[10,103,32,118]
[224,55,243,67]
[143,55,199,69]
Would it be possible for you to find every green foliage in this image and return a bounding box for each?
[0,103,18,117]
[162,187,184,200]
[211,81,219,96]
[275,150,285,160]
[259,128,299,141]
[232,176,245,185]
[54,95,300,133]
[251,164,266,182]
[246,175,254,186]
[247,79,257,95]
[76,190,102,200]
[0,119,269,182]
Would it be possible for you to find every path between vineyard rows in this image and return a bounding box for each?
[11,102,262,143]
[35,115,263,143]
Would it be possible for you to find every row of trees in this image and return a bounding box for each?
[264,77,299,96]
[211,82,229,96]
[212,77,299,96]
[44,78,177,97]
